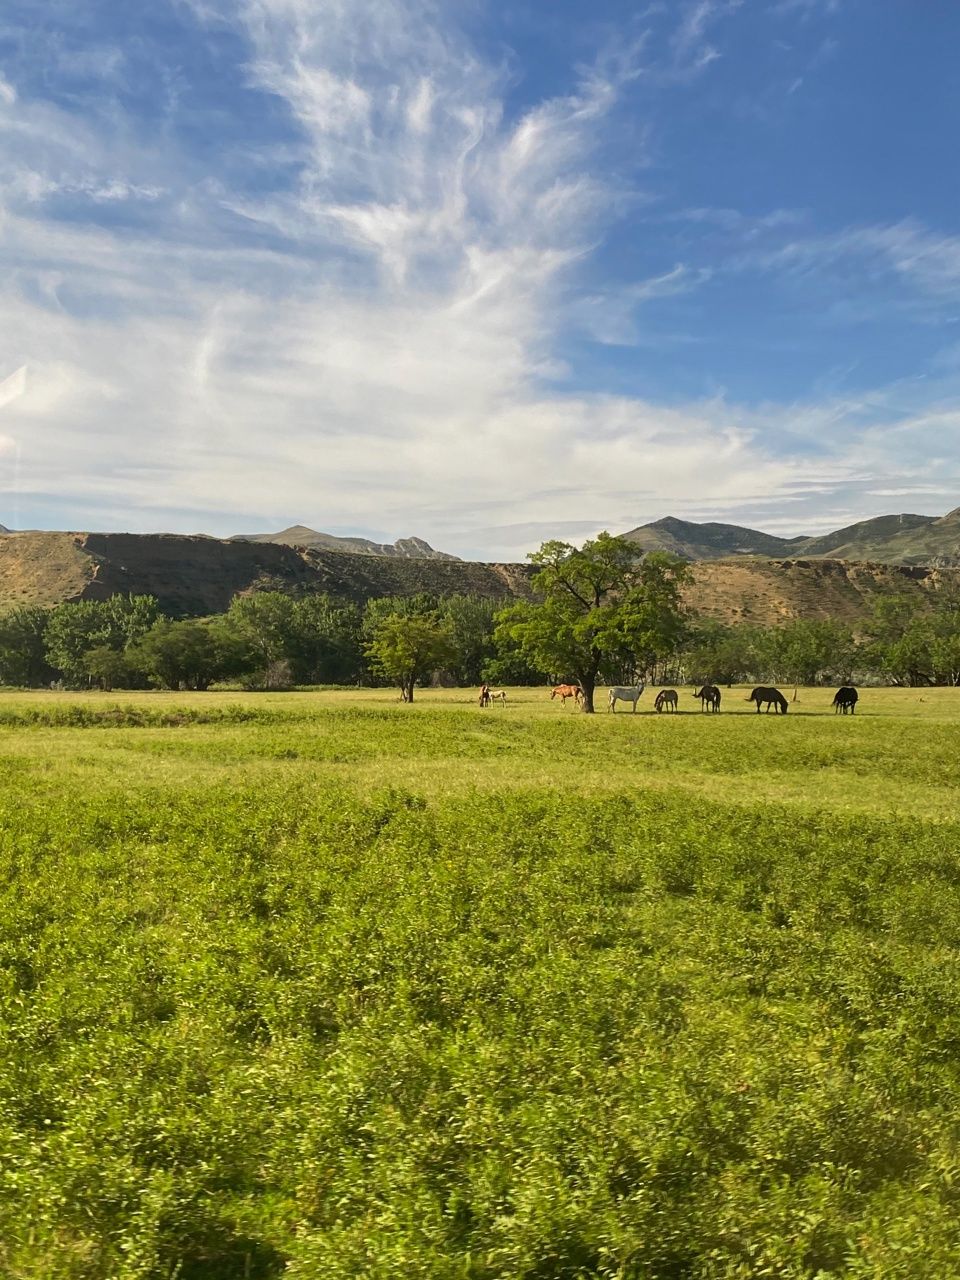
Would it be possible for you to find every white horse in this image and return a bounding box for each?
[608,683,645,713]
[488,689,507,708]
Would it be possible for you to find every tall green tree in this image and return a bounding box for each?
[290,595,363,684]
[495,535,690,712]
[440,595,498,686]
[129,620,237,691]
[45,595,161,685]
[365,608,456,703]
[683,620,758,686]
[82,645,138,692]
[0,606,55,687]
[222,593,298,669]
[773,619,857,685]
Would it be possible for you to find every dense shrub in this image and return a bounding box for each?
[3,759,960,1275]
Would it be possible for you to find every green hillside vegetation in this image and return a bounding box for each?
[623,515,806,560]
[624,506,960,566]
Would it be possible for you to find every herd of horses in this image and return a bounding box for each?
[532,683,861,714]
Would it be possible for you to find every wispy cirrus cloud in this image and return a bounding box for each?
[740,219,960,300]
[0,0,956,557]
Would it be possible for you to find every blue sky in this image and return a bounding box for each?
[0,0,958,558]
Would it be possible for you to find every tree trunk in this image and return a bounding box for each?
[579,669,600,713]
[577,653,602,712]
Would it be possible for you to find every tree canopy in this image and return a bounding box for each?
[495,534,691,711]
[365,603,457,703]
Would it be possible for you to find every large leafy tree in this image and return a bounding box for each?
[222,593,297,669]
[129,620,240,691]
[289,595,363,684]
[439,595,498,686]
[495,534,690,712]
[45,595,161,685]
[365,607,456,703]
[771,619,857,686]
[0,606,55,687]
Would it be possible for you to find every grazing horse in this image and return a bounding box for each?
[488,689,507,708]
[654,689,679,713]
[748,686,788,714]
[608,683,645,713]
[692,685,721,713]
[551,684,582,707]
[833,686,858,715]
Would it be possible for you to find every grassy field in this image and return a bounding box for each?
[2,685,960,1277]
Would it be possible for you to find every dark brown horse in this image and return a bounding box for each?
[833,686,858,714]
[748,686,788,714]
[655,689,679,713]
[692,685,721,712]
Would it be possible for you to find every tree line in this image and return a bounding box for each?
[0,534,958,703]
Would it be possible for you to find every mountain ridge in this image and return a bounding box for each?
[230,525,460,560]
[0,531,958,631]
[624,508,960,567]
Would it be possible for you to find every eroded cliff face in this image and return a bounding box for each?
[684,557,960,628]
[0,532,537,615]
[0,532,957,625]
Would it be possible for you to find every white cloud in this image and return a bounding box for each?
[0,366,26,410]
[744,219,960,298]
[0,0,955,559]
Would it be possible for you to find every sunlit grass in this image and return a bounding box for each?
[1,684,959,1275]
[0,684,956,818]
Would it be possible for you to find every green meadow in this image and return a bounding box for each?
[2,686,960,1277]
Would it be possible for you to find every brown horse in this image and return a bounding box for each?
[692,685,721,712]
[655,689,679,713]
[551,684,582,707]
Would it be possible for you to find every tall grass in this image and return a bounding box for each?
[0,689,959,1275]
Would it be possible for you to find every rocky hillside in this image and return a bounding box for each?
[625,508,960,566]
[0,531,958,629]
[685,557,960,628]
[231,525,459,560]
[0,532,531,616]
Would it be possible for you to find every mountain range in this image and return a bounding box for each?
[229,508,960,567]
[230,526,459,561]
[0,530,958,630]
[623,508,960,567]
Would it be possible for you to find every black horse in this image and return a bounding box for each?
[692,685,721,712]
[748,686,788,714]
[833,686,858,715]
